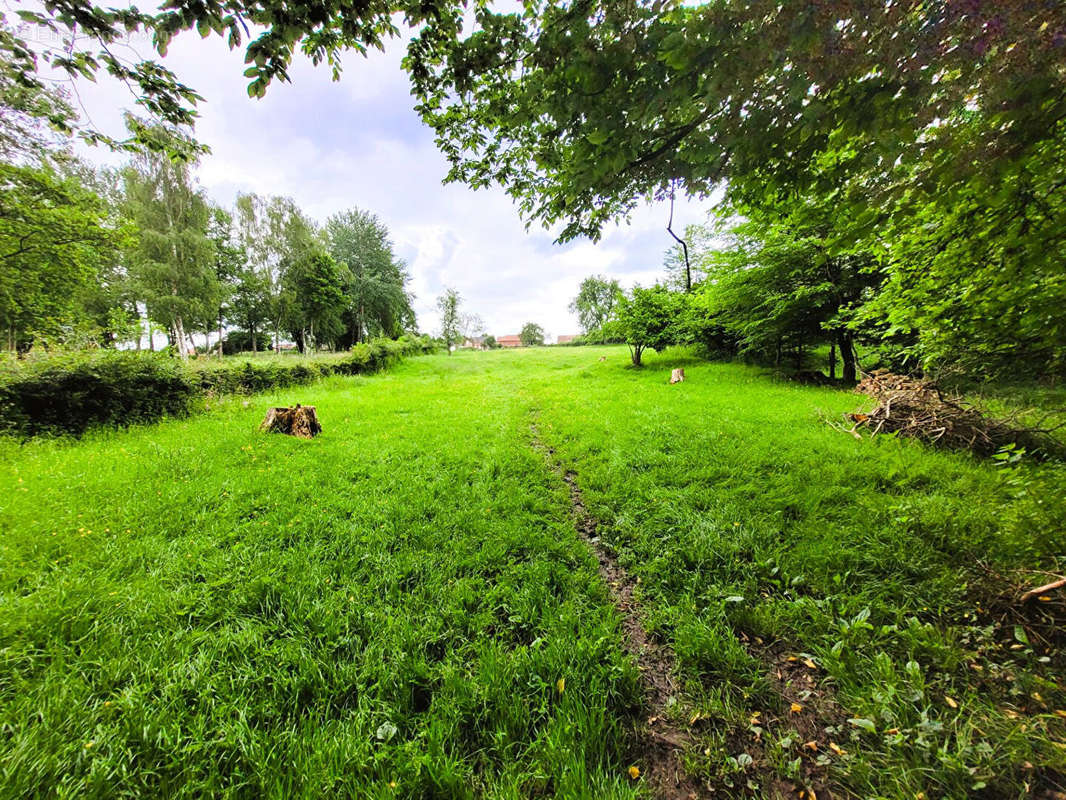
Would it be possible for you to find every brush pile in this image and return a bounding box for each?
[848,371,1055,457]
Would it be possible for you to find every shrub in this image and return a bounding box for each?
[0,352,196,436]
[0,336,433,437]
[220,331,272,355]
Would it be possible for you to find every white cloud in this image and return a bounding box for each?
[59,23,712,339]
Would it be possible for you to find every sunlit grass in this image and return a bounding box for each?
[1,346,1062,798]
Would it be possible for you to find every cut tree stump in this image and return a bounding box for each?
[260,405,321,439]
[670,368,685,384]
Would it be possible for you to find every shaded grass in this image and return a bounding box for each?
[1,346,1064,798]
[529,346,1065,798]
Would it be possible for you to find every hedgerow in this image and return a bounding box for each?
[0,335,435,437]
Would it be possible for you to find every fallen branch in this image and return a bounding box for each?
[1020,577,1066,604]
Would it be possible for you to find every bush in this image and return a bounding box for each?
[220,331,272,355]
[0,336,434,437]
[0,352,196,436]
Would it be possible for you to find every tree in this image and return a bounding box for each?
[281,251,347,352]
[324,208,414,345]
[14,4,1066,378]
[519,322,545,347]
[610,286,683,367]
[482,334,499,350]
[121,134,218,359]
[226,265,271,353]
[0,162,118,350]
[569,276,621,341]
[694,204,879,380]
[437,288,461,354]
[0,32,119,351]
[460,313,486,343]
[207,205,244,356]
[235,193,317,350]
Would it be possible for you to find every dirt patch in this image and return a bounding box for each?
[971,565,1066,668]
[749,637,849,797]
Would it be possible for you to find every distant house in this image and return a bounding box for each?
[497,335,522,348]
[556,334,578,345]
[462,336,486,350]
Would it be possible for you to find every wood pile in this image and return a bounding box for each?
[260,405,321,439]
[848,370,1057,458]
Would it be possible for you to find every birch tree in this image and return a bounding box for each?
[122,139,218,358]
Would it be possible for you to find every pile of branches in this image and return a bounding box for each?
[845,370,1061,458]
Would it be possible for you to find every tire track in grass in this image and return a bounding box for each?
[531,418,845,800]
[530,421,702,800]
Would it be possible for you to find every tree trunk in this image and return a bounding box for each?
[631,345,643,366]
[174,316,188,359]
[260,405,321,438]
[838,331,857,382]
[828,343,836,380]
[250,322,257,353]
[217,309,224,357]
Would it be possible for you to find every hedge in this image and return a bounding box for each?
[0,335,435,437]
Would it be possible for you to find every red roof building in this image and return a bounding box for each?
[497,335,522,348]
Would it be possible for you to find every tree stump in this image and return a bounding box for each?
[669,368,685,384]
[260,405,321,438]
[599,355,607,362]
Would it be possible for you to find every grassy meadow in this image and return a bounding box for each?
[1,347,1063,798]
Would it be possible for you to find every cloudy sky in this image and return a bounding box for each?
[54,19,711,340]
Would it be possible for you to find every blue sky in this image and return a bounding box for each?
[65,22,711,340]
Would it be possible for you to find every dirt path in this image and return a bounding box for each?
[531,423,703,799]
[531,418,846,800]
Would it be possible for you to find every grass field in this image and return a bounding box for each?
[1,347,1063,799]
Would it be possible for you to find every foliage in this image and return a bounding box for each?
[325,208,414,346]
[436,287,461,354]
[0,351,195,435]
[121,137,219,358]
[569,276,621,341]
[0,338,432,436]
[608,286,682,366]
[482,334,499,350]
[693,205,879,379]
[519,322,545,347]
[0,161,119,349]
[280,251,347,351]
[235,192,318,348]
[220,330,271,355]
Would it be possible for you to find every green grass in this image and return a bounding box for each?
[1,346,1063,798]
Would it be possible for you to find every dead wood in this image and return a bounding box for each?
[669,368,685,385]
[1021,577,1066,604]
[260,405,321,438]
[846,370,1062,459]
